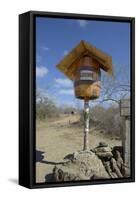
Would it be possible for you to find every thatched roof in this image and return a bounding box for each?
[56,40,113,80]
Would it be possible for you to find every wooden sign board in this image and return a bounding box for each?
[120,99,130,117]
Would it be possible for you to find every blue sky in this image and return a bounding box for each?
[36,17,130,107]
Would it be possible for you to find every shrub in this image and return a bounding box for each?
[80,105,123,137]
[36,96,59,120]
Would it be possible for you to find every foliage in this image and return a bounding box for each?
[36,91,59,120]
[60,106,77,114]
[80,105,124,137]
[92,106,123,137]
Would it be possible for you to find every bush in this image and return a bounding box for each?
[80,105,123,137]
[36,96,59,120]
[61,106,77,115]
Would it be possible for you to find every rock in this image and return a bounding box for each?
[50,144,127,181]
[64,153,74,161]
[53,151,110,181]
[115,150,124,170]
[95,152,113,159]
[98,142,108,147]
[110,158,123,178]
[103,160,122,179]
[103,161,113,178]
[91,174,109,180]
[122,165,130,178]
[111,172,118,178]
[94,146,112,153]
[92,145,113,160]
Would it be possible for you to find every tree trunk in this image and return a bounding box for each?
[83,100,89,150]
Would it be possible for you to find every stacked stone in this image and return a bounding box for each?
[53,150,110,182]
[91,142,129,178]
[48,142,130,182]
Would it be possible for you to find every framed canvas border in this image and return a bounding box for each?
[19,11,135,189]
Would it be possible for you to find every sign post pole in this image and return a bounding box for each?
[83,100,89,150]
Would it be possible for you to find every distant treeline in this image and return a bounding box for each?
[36,96,59,120]
[36,91,124,137]
[36,94,77,120]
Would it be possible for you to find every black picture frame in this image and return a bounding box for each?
[19,10,135,189]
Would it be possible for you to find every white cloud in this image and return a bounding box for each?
[36,66,48,78]
[63,50,68,56]
[40,46,49,51]
[54,78,73,88]
[77,20,88,27]
[54,78,74,96]
[59,89,74,95]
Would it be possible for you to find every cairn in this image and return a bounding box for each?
[52,150,110,182]
[91,142,130,178]
[48,142,130,182]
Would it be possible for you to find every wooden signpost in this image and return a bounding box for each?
[56,40,113,150]
[120,99,131,171]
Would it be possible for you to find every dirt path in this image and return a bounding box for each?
[36,114,121,183]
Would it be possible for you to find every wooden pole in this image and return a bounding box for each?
[83,100,89,151]
[122,116,130,171]
[120,99,130,176]
[125,117,130,168]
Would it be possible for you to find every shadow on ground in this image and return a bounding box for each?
[36,150,45,162]
[36,150,65,182]
[36,150,64,165]
[41,160,64,165]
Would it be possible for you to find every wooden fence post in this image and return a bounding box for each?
[120,99,130,173]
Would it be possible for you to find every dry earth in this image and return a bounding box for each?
[36,114,121,183]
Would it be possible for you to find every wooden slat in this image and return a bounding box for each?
[120,99,130,117]
[56,40,113,80]
[74,82,101,100]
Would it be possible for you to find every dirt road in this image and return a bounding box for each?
[36,114,121,183]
